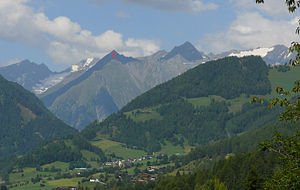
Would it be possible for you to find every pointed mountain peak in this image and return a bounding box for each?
[162,42,204,62]
[16,59,33,66]
[100,50,139,65]
[9,60,49,70]
[181,41,194,47]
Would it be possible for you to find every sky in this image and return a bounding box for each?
[0,0,298,71]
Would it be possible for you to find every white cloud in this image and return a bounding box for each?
[0,0,160,65]
[116,11,131,19]
[90,0,218,13]
[0,58,22,67]
[232,0,290,18]
[197,0,299,53]
[198,12,298,53]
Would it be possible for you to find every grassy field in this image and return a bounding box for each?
[10,183,55,190]
[264,66,300,100]
[158,141,188,156]
[187,97,211,107]
[9,168,57,184]
[227,94,251,113]
[81,150,101,161]
[9,168,37,184]
[91,139,147,159]
[47,177,83,187]
[41,161,69,171]
[187,94,249,114]
[269,66,300,91]
[124,107,163,123]
[91,137,193,160]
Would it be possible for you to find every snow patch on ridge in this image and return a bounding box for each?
[71,58,97,72]
[84,58,94,67]
[71,65,80,72]
[33,72,70,94]
[229,47,274,58]
[34,58,99,94]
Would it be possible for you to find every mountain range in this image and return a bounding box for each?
[0,42,294,130]
[40,42,205,129]
[0,53,299,189]
[81,56,277,152]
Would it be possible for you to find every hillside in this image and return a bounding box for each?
[121,56,271,111]
[0,75,77,158]
[81,56,274,153]
[18,134,107,167]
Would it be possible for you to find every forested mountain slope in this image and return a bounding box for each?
[81,56,274,153]
[0,75,77,158]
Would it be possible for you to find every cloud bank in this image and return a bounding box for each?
[0,0,160,65]
[89,0,218,13]
[122,0,218,13]
[199,0,299,53]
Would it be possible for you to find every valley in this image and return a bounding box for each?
[1,0,300,189]
[1,55,299,189]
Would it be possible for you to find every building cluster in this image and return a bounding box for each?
[103,155,155,168]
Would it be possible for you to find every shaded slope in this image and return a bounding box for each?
[0,75,77,158]
[41,51,139,107]
[50,86,119,130]
[0,60,53,91]
[18,135,106,167]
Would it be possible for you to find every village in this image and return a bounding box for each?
[74,153,173,185]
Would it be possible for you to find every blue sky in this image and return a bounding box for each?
[0,0,298,71]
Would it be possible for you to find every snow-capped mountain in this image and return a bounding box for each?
[229,47,274,58]
[227,45,293,65]
[33,58,99,94]
[69,58,99,73]
[0,58,100,94]
[0,60,54,92]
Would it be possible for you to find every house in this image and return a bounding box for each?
[150,174,158,181]
[0,177,5,184]
[139,173,149,179]
[89,178,100,183]
[118,160,123,168]
[148,166,158,172]
[56,187,67,190]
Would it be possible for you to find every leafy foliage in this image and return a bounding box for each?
[180,122,299,167]
[154,151,278,190]
[252,2,300,187]
[253,0,300,122]
[259,131,300,189]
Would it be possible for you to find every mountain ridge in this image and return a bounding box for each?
[0,74,77,158]
[0,42,294,130]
